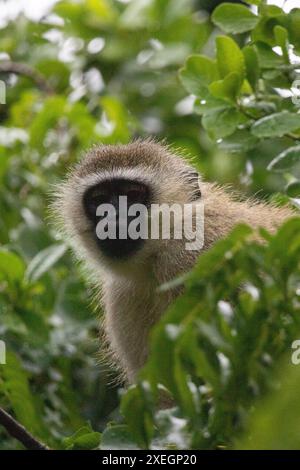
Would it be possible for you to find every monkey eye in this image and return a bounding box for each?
[83,188,109,220]
[83,178,150,223]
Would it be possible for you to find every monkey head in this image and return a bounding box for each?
[54,140,201,274]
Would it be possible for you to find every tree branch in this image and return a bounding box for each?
[0,406,49,450]
[0,61,54,94]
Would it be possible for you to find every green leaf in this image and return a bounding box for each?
[218,129,259,153]
[179,55,219,96]
[29,96,66,151]
[244,0,261,5]
[274,25,289,62]
[251,112,300,138]
[72,432,101,450]
[63,425,90,447]
[251,11,286,46]
[101,425,139,450]
[0,352,47,441]
[209,72,242,102]
[187,224,253,282]
[66,102,98,149]
[121,384,154,449]
[63,425,101,450]
[212,3,260,34]
[289,9,300,49]
[216,36,245,79]
[202,108,247,139]
[26,243,67,282]
[285,180,300,198]
[241,100,276,118]
[268,145,300,172]
[254,42,283,68]
[259,4,283,17]
[243,45,260,89]
[100,96,132,144]
[238,364,300,449]
[193,90,230,115]
[0,250,25,284]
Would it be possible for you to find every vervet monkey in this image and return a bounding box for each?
[54,139,294,383]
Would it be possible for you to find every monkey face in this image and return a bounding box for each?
[55,140,202,271]
[82,178,151,259]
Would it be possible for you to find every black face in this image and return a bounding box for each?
[83,178,150,259]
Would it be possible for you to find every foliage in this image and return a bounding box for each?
[179,0,300,198]
[0,0,300,450]
[114,220,300,449]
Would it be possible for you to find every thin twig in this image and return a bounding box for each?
[0,61,54,94]
[0,406,49,450]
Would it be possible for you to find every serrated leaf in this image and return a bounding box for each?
[212,3,259,34]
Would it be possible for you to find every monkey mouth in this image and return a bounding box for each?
[94,235,145,260]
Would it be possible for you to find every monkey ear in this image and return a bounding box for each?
[188,170,202,201]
